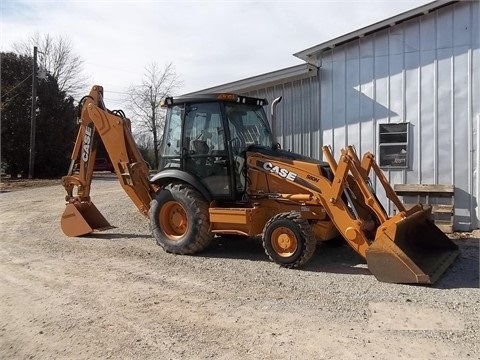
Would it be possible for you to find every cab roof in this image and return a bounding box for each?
[161,93,268,107]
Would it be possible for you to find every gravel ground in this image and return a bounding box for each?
[0,176,479,359]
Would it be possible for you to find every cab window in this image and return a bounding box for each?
[162,105,182,157]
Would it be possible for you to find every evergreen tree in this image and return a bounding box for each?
[1,52,32,178]
[34,75,77,178]
[1,52,77,178]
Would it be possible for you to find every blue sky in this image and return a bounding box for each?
[1,0,432,105]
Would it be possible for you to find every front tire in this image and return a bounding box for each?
[149,183,213,254]
[262,211,316,268]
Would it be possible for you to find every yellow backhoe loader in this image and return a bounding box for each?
[61,85,459,284]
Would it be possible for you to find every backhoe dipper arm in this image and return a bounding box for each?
[62,107,99,203]
[62,85,156,217]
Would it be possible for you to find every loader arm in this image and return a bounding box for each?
[61,85,157,236]
[319,146,459,283]
[247,150,376,257]
[248,145,459,284]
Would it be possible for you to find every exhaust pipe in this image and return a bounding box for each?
[270,96,282,150]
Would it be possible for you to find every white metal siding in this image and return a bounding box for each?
[206,1,479,230]
[316,1,479,230]
[243,77,322,160]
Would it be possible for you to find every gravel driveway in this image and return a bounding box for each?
[1,176,479,359]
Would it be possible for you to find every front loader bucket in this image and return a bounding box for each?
[61,202,114,237]
[366,208,459,284]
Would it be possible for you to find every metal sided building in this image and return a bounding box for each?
[189,0,479,231]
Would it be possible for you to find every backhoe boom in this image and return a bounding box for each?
[61,85,157,236]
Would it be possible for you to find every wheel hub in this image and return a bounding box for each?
[271,227,298,257]
[170,208,186,232]
[277,234,292,249]
[160,201,188,240]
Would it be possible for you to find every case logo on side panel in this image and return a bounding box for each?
[82,125,93,162]
[262,161,297,181]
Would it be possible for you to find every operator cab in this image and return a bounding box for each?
[159,93,273,200]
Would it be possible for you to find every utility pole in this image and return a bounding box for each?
[28,46,38,179]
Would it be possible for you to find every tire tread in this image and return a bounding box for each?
[262,211,316,268]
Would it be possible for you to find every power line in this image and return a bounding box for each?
[104,89,129,95]
[85,61,140,76]
[1,74,32,100]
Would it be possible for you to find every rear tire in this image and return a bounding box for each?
[149,183,213,254]
[262,211,316,268]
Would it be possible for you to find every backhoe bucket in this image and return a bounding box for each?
[61,202,114,237]
[366,208,459,284]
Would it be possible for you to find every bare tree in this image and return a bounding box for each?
[133,131,155,168]
[126,62,183,169]
[13,32,89,98]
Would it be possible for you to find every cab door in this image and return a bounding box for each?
[183,102,233,198]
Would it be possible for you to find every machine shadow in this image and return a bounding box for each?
[202,236,266,262]
[434,238,479,289]
[202,236,371,277]
[201,236,479,283]
[306,242,371,276]
[80,234,477,286]
[81,232,150,240]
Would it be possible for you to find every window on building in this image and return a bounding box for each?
[378,123,409,168]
